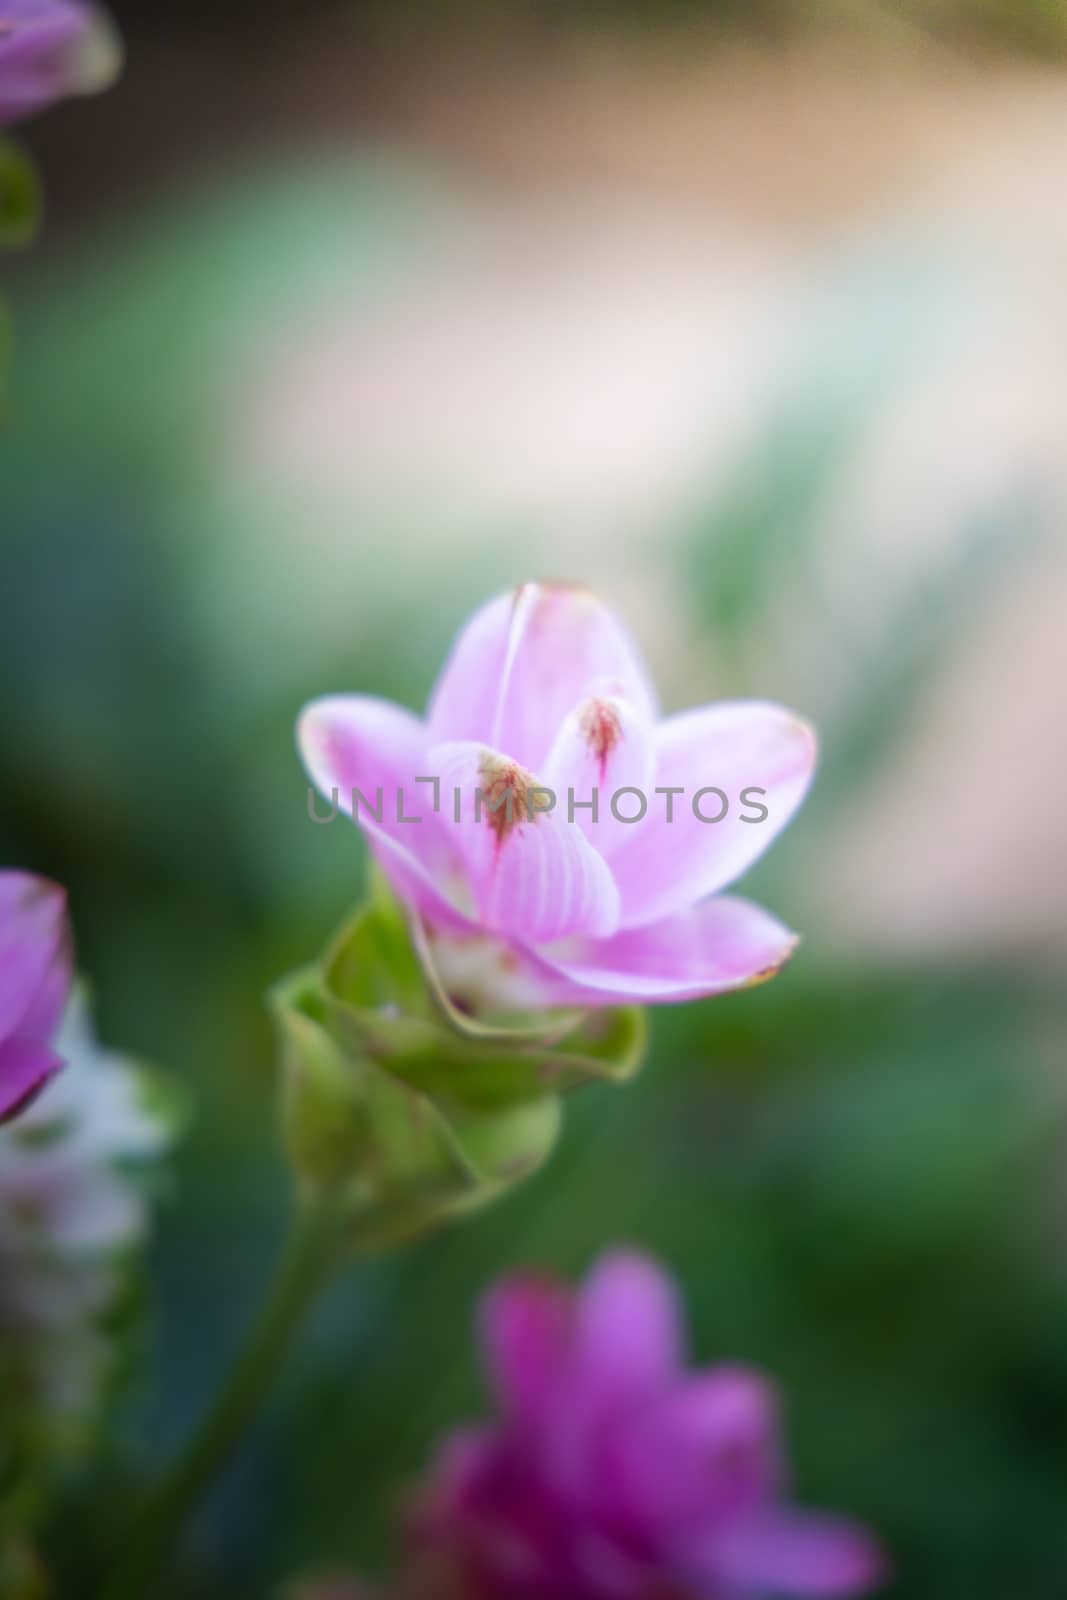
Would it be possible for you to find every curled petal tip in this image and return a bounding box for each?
[741,935,801,989]
[793,715,819,760]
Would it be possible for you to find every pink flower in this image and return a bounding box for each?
[299,583,815,1011]
[0,0,119,127]
[408,1252,887,1600]
[0,870,71,1121]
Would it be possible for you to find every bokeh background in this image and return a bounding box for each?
[5,2,1067,1595]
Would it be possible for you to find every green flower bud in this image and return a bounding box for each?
[271,884,646,1246]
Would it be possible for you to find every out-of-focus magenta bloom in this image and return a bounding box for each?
[299,583,815,1012]
[409,1252,886,1600]
[0,0,120,126]
[0,870,71,1121]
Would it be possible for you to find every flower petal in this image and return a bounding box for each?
[428,741,621,944]
[575,1251,683,1397]
[606,1368,780,1537]
[425,590,518,750]
[710,1511,888,1598]
[0,870,71,1044]
[527,896,797,1007]
[0,1036,64,1123]
[610,703,816,928]
[542,692,656,859]
[537,1252,683,1501]
[481,1274,574,1431]
[297,695,474,932]
[428,585,658,771]
[0,0,121,127]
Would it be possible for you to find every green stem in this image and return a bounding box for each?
[103,1198,343,1600]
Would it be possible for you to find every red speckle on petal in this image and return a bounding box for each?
[579,697,623,782]
[477,753,539,846]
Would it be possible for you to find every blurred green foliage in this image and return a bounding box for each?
[0,142,40,251]
[2,158,1066,1600]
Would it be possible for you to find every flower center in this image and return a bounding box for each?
[477,753,538,844]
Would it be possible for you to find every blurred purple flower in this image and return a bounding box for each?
[0,870,71,1121]
[0,0,120,127]
[299,583,815,1013]
[407,1252,886,1600]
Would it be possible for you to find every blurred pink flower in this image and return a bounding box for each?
[0,870,71,1121]
[0,0,119,127]
[408,1251,886,1600]
[299,583,815,1011]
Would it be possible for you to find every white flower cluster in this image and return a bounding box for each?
[0,988,171,1430]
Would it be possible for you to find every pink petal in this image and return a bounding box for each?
[427,585,658,771]
[297,695,474,932]
[575,1251,683,1398]
[536,1252,683,1500]
[607,1369,780,1534]
[425,590,517,750]
[610,703,816,928]
[413,1423,499,1527]
[428,741,621,944]
[712,1511,889,1598]
[542,692,656,859]
[0,870,71,1044]
[480,1274,574,1431]
[17,924,73,1043]
[0,0,120,127]
[528,896,798,1007]
[0,1036,64,1123]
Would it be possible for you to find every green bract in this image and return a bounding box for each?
[272,883,646,1248]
